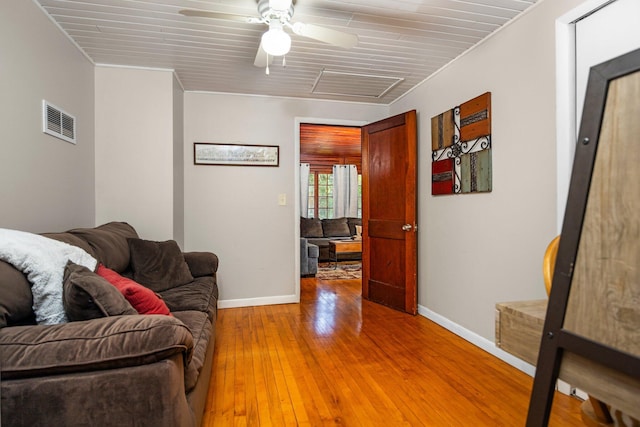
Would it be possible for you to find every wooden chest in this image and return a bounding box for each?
[495,299,547,365]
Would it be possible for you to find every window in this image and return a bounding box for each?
[307,173,315,218]
[357,174,362,218]
[317,173,333,219]
[307,171,362,219]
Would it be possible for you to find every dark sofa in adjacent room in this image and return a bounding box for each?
[0,222,218,427]
[300,217,362,262]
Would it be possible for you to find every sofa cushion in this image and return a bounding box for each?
[63,262,137,321]
[128,239,194,292]
[322,218,350,237]
[68,222,139,272]
[0,315,193,380]
[97,265,172,316]
[306,238,330,248]
[159,277,217,322]
[41,232,97,259]
[300,217,323,238]
[1,356,194,427]
[0,260,34,328]
[172,310,211,393]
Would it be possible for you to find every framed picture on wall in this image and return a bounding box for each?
[194,142,279,167]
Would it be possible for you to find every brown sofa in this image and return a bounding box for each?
[0,222,218,427]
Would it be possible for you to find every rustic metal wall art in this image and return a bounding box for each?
[431,92,492,195]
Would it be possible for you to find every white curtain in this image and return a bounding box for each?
[333,164,358,218]
[300,163,310,218]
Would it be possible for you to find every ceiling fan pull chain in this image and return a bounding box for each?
[266,61,270,75]
[282,55,286,68]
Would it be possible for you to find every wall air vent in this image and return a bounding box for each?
[42,100,76,144]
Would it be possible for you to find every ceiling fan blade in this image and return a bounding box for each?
[254,42,274,68]
[179,9,261,24]
[291,22,358,49]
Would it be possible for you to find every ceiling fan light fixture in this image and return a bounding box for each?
[261,23,291,56]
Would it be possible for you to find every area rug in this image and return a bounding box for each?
[316,261,361,280]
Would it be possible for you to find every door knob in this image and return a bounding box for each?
[402,224,412,231]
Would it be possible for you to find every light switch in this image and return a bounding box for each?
[278,193,287,206]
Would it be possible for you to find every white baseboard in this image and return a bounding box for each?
[418,304,536,376]
[417,305,575,397]
[218,294,299,309]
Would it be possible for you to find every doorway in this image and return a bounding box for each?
[299,122,364,287]
[294,118,368,302]
[295,112,418,315]
[556,0,640,231]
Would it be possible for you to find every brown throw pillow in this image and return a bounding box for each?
[63,261,137,321]
[127,238,194,292]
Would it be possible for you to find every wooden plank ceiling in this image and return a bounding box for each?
[300,123,361,171]
[34,0,539,104]
[300,124,361,157]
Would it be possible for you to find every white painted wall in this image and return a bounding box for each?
[173,76,185,248]
[184,92,387,305]
[95,66,177,241]
[0,0,95,232]
[390,0,588,342]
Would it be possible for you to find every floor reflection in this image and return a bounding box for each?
[313,288,337,335]
[306,280,362,337]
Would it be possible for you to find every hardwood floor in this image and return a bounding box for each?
[202,277,584,426]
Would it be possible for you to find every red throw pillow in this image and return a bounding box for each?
[96,264,171,316]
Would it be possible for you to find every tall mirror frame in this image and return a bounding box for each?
[527,47,640,425]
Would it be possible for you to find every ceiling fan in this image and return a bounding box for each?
[179,0,358,74]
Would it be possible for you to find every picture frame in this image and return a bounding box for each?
[194,142,279,167]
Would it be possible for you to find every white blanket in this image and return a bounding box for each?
[0,228,97,325]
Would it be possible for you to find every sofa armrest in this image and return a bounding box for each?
[0,315,193,380]
[183,252,219,277]
[300,238,310,265]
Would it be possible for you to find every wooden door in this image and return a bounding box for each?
[362,110,418,314]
